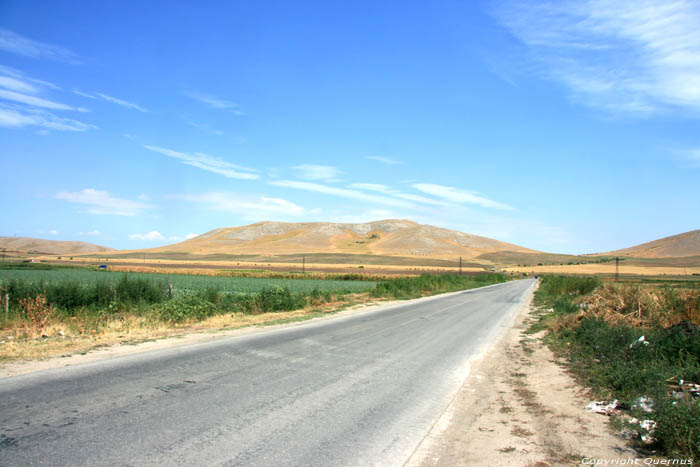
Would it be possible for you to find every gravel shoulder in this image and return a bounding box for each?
[407,287,640,467]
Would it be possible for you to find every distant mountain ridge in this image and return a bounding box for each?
[597,230,700,258]
[0,236,115,256]
[145,220,538,260]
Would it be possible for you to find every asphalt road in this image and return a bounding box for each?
[0,279,536,467]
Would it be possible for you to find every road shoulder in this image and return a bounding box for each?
[408,289,639,467]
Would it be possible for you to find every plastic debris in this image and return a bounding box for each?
[666,378,700,399]
[629,335,650,348]
[639,419,657,444]
[633,396,654,413]
[586,399,619,415]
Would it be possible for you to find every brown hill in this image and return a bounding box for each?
[142,220,537,260]
[597,230,700,258]
[0,236,115,256]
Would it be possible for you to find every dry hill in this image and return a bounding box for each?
[597,230,700,258]
[0,236,115,256]
[138,220,537,261]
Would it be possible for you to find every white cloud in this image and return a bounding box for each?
[412,183,514,210]
[185,91,244,115]
[365,156,401,165]
[49,229,58,235]
[185,233,199,240]
[0,105,95,131]
[348,183,396,194]
[129,231,165,241]
[93,92,147,112]
[0,89,76,111]
[0,75,38,94]
[271,180,417,209]
[0,28,80,64]
[175,192,306,218]
[56,189,154,216]
[496,0,700,115]
[73,90,146,112]
[144,145,259,180]
[0,66,60,90]
[293,164,342,181]
[348,182,449,206]
[79,230,101,236]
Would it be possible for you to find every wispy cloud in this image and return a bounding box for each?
[78,230,102,236]
[144,145,259,180]
[348,182,449,206]
[94,92,146,112]
[271,180,416,209]
[129,231,165,241]
[185,91,244,115]
[175,192,306,218]
[0,65,61,90]
[496,0,700,115]
[0,105,95,131]
[293,164,342,182]
[0,89,77,111]
[56,189,154,216]
[73,90,147,112]
[186,120,224,135]
[0,28,80,64]
[348,183,395,194]
[0,75,38,94]
[412,183,513,210]
[365,156,401,165]
[0,68,92,131]
[677,147,700,167]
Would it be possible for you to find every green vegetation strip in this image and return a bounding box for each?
[532,275,700,461]
[0,266,506,329]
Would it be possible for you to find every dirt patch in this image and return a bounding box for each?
[407,293,640,466]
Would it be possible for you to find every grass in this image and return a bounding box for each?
[532,275,700,461]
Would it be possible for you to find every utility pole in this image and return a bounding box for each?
[459,256,462,275]
[615,257,619,282]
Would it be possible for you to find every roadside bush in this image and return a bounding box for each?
[259,286,307,312]
[534,275,600,306]
[156,295,219,322]
[115,275,165,304]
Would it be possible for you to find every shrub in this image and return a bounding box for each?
[259,286,306,312]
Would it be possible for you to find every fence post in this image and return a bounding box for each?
[4,293,8,320]
[168,283,173,298]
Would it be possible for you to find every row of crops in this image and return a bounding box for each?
[0,268,376,295]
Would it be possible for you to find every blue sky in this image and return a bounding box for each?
[1,0,698,254]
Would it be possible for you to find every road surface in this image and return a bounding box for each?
[0,279,536,466]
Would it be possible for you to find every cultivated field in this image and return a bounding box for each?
[0,268,377,295]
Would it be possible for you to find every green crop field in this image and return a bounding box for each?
[0,268,376,295]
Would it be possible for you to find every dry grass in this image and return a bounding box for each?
[549,283,700,331]
[0,293,376,361]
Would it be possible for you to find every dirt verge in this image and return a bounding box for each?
[407,291,640,466]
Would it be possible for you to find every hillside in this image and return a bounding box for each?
[597,229,700,258]
[134,220,537,261]
[0,236,115,256]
